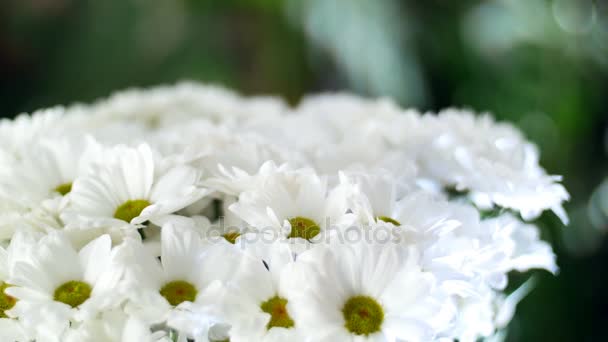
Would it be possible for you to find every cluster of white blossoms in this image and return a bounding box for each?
[0,82,568,342]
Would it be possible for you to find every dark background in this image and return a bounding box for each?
[1,1,607,340]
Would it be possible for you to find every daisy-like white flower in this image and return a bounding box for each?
[5,232,124,342]
[229,166,352,245]
[92,82,287,128]
[419,109,569,223]
[0,137,99,241]
[344,184,480,277]
[249,94,422,176]
[0,192,30,241]
[169,210,247,247]
[289,241,447,342]
[349,187,515,289]
[193,133,306,194]
[205,161,295,198]
[444,278,536,342]
[62,143,210,230]
[1,137,98,211]
[0,107,84,158]
[386,193,556,292]
[0,245,27,342]
[340,171,415,227]
[117,222,237,340]
[150,122,304,178]
[478,213,558,277]
[222,242,304,342]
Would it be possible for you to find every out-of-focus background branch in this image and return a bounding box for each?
[1,0,607,340]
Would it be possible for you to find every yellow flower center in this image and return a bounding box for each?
[54,182,72,196]
[0,282,17,318]
[260,295,294,330]
[222,232,241,244]
[288,217,320,240]
[114,199,151,223]
[342,295,384,336]
[160,280,197,306]
[54,280,92,308]
[376,216,401,226]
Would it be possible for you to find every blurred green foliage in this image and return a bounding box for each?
[1,0,607,340]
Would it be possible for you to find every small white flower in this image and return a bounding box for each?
[229,166,352,246]
[5,232,123,342]
[222,242,304,342]
[1,137,98,211]
[419,109,569,223]
[0,245,27,342]
[206,161,295,198]
[93,82,287,128]
[347,188,485,284]
[480,214,558,276]
[62,143,210,230]
[117,223,237,340]
[0,107,84,157]
[289,241,447,342]
[340,170,414,226]
[444,278,536,342]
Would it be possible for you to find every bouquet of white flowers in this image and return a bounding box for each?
[0,83,568,342]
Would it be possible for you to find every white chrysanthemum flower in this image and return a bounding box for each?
[92,82,286,128]
[1,137,98,212]
[419,109,569,223]
[193,134,306,190]
[0,207,64,255]
[350,187,553,290]
[117,223,237,340]
[391,195,556,292]
[0,245,27,342]
[5,232,123,342]
[479,214,558,276]
[62,143,209,229]
[289,241,447,342]
[247,95,403,175]
[340,171,415,226]
[0,193,30,241]
[0,108,80,157]
[205,161,294,199]
[444,278,536,342]
[229,166,352,245]
[347,188,483,282]
[221,242,304,342]
[164,210,247,247]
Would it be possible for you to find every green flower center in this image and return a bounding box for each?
[54,182,72,196]
[376,216,401,226]
[222,232,241,244]
[114,199,151,223]
[54,280,92,308]
[0,282,17,318]
[260,295,294,330]
[288,217,320,240]
[342,295,384,336]
[160,280,197,306]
